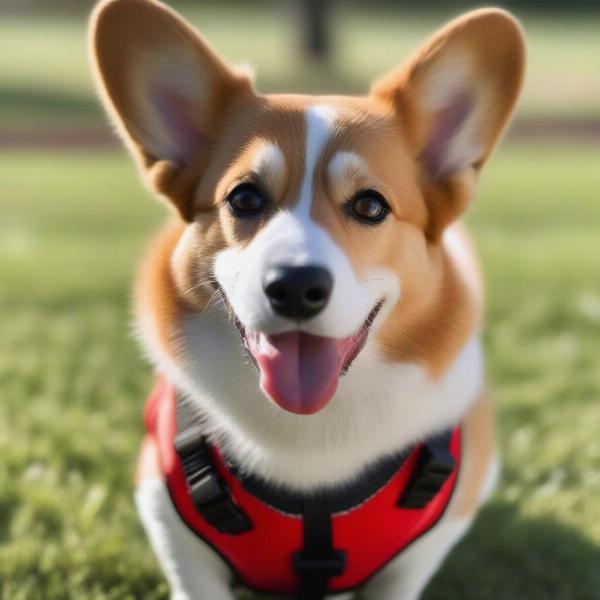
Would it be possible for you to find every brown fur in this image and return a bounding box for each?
[90,0,255,220]
[91,1,525,529]
[91,1,523,381]
[450,388,496,518]
[135,220,185,360]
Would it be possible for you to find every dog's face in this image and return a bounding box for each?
[91,1,523,424]
[206,99,424,414]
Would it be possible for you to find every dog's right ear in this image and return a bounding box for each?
[89,0,254,220]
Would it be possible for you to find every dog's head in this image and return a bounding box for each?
[90,1,523,423]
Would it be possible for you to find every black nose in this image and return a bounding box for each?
[263,265,333,320]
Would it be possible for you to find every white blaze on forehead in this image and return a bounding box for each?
[295,105,337,218]
[251,141,287,196]
[328,151,369,200]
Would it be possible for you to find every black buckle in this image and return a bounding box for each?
[174,428,253,535]
[398,431,455,509]
[292,551,346,578]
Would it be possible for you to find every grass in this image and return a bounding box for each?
[1,142,600,599]
[2,2,600,598]
[1,4,600,134]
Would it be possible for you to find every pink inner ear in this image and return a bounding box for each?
[152,87,206,164]
[421,92,473,180]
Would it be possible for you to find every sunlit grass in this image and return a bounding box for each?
[2,2,600,597]
[1,142,599,598]
[1,5,599,133]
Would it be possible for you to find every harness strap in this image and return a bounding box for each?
[398,430,455,509]
[290,432,455,599]
[293,495,346,600]
[174,425,253,535]
[172,388,456,597]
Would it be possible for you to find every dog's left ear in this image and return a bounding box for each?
[372,9,525,239]
[89,0,255,221]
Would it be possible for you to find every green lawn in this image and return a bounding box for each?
[1,143,599,599]
[2,2,600,598]
[1,5,599,134]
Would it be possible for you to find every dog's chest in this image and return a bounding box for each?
[142,377,463,596]
[147,311,483,490]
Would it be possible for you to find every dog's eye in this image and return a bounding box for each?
[347,191,390,224]
[227,184,267,216]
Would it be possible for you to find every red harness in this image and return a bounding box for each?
[143,377,461,598]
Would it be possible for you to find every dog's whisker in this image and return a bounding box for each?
[199,289,225,318]
[182,278,218,296]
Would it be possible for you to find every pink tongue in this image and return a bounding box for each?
[252,331,342,415]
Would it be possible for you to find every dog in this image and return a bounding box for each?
[89,1,525,598]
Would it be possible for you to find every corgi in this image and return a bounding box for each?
[89,1,525,598]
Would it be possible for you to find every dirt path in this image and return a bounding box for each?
[510,118,600,142]
[1,118,599,150]
[0,128,117,150]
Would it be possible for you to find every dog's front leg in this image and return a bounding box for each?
[136,478,235,600]
[360,515,472,600]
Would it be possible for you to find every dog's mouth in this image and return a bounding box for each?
[232,301,383,416]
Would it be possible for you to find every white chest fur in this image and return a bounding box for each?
[140,308,483,491]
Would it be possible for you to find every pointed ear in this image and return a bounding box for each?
[371,9,525,238]
[89,0,254,220]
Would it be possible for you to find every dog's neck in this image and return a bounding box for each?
[144,312,483,491]
[137,225,484,491]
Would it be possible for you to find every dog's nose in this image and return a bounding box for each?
[263,265,333,320]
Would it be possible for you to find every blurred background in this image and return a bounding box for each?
[1,0,599,598]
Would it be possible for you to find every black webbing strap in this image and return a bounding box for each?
[293,495,346,600]
[174,386,454,595]
[398,430,455,509]
[174,424,252,535]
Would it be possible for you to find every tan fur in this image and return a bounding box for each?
[450,388,496,518]
[92,1,524,380]
[371,8,525,166]
[90,4,526,596]
[92,0,523,495]
[372,9,525,239]
[90,0,255,221]
[251,141,288,199]
[135,220,186,359]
